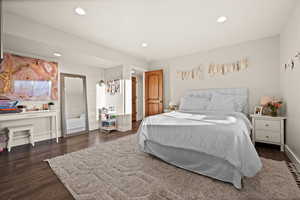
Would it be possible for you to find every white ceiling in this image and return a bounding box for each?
[3,0,296,62]
[4,34,120,68]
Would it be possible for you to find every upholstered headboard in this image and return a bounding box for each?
[182,88,249,114]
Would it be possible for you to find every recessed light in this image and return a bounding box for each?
[217,16,227,23]
[53,52,62,57]
[141,43,148,48]
[75,7,86,16]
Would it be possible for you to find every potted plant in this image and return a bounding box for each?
[48,102,55,110]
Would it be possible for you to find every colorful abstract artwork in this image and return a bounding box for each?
[0,53,58,101]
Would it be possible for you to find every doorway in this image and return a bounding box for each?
[60,73,89,137]
[131,69,144,124]
[131,76,137,121]
[145,70,163,116]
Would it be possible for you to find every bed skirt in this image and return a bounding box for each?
[143,140,243,189]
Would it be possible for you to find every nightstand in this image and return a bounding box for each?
[250,115,286,151]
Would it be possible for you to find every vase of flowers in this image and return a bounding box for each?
[265,101,283,117]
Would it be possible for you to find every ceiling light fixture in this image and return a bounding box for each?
[75,7,86,16]
[141,43,148,48]
[217,16,227,23]
[53,52,62,57]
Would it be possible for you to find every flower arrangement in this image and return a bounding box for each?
[264,101,283,117]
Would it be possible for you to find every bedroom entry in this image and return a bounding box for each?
[131,76,137,121]
[131,69,144,122]
[60,73,89,137]
[145,70,163,116]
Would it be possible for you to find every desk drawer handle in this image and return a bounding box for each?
[265,124,269,127]
[265,136,269,138]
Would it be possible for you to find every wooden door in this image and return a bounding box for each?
[145,70,163,116]
[131,77,137,121]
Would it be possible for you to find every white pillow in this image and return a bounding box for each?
[207,93,246,112]
[179,96,210,111]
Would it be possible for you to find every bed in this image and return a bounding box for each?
[137,88,262,189]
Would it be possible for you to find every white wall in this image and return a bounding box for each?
[149,36,281,113]
[104,66,125,114]
[280,2,300,167]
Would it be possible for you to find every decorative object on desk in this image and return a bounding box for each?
[168,101,178,111]
[176,66,204,80]
[0,53,58,100]
[48,102,55,110]
[264,100,283,117]
[208,58,248,76]
[42,103,49,110]
[0,99,19,114]
[16,105,27,112]
[106,79,120,95]
[254,106,263,115]
[284,52,300,71]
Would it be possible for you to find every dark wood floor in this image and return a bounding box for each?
[0,121,289,200]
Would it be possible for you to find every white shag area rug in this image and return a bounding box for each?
[47,135,300,200]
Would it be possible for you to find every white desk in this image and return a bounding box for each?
[0,110,59,143]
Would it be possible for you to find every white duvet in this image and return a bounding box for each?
[138,111,262,177]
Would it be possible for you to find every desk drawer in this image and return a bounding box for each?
[255,120,280,131]
[255,130,280,143]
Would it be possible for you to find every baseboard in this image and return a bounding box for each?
[285,145,300,172]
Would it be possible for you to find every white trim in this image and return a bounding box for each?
[285,145,300,172]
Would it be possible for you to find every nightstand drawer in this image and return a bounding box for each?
[255,130,281,143]
[255,120,280,131]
